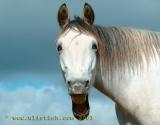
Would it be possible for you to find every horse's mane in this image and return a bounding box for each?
[61,16,160,75]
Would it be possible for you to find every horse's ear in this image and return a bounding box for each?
[83,3,95,25]
[57,3,69,28]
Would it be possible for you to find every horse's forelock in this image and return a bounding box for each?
[59,17,106,68]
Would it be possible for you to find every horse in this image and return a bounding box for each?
[56,3,160,125]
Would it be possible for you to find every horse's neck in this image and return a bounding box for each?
[94,66,132,108]
[94,56,160,117]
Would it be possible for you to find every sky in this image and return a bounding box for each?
[0,0,160,125]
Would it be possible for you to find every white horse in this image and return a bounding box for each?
[56,3,160,125]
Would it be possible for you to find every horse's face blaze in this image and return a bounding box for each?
[57,29,97,91]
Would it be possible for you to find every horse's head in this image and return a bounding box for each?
[57,3,97,120]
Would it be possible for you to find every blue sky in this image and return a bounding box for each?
[0,0,160,125]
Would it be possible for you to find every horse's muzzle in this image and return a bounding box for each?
[70,94,90,120]
[68,82,89,94]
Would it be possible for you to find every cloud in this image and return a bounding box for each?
[0,84,118,125]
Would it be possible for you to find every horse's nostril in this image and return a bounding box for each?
[67,81,71,85]
[85,80,89,87]
[86,80,89,84]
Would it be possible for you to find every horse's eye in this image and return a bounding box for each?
[57,44,62,52]
[92,43,98,50]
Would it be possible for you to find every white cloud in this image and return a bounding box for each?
[0,84,118,125]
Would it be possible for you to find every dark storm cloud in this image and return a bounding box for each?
[0,0,61,72]
[0,0,160,73]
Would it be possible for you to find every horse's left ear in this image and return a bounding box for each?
[57,3,69,28]
[83,3,95,25]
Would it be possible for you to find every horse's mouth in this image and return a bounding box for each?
[71,94,89,120]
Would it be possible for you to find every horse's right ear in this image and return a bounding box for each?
[83,3,95,25]
[57,3,69,28]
